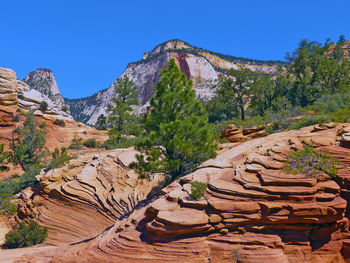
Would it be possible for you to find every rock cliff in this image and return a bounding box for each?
[65,40,285,125]
[23,68,66,109]
[14,123,350,263]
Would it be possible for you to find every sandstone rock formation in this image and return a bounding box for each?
[0,67,108,178]
[221,124,266,142]
[23,68,66,109]
[14,123,350,263]
[0,68,18,106]
[66,40,284,125]
[12,148,163,246]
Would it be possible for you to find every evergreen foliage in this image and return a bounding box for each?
[0,143,10,171]
[107,76,138,144]
[39,101,48,112]
[95,114,107,130]
[11,111,47,171]
[49,147,71,168]
[130,59,217,179]
[190,181,207,200]
[4,221,48,249]
[53,119,65,127]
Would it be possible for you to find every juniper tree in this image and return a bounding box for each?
[217,68,256,120]
[130,59,217,179]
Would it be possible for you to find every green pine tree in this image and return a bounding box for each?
[107,76,138,143]
[130,59,217,179]
[11,110,47,171]
[95,114,107,130]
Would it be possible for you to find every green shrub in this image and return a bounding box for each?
[68,138,83,150]
[0,194,17,215]
[53,119,65,127]
[61,105,69,113]
[283,146,339,178]
[331,108,350,123]
[39,101,48,112]
[103,137,135,150]
[0,165,41,215]
[49,147,71,168]
[0,143,10,172]
[83,138,97,148]
[4,220,48,249]
[190,181,208,200]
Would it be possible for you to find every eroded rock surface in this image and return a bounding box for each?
[13,148,163,245]
[16,123,350,263]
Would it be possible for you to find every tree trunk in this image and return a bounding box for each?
[240,106,245,120]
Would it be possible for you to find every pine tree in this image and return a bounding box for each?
[11,110,47,171]
[95,114,107,130]
[130,59,217,179]
[107,76,138,143]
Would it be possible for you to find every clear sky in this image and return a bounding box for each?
[1,0,349,99]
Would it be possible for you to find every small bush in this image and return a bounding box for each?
[39,101,48,112]
[103,137,135,150]
[0,194,17,215]
[331,108,350,123]
[4,220,48,249]
[53,119,65,127]
[61,105,69,113]
[83,138,97,148]
[0,143,10,171]
[190,181,208,200]
[283,146,339,178]
[68,138,83,150]
[12,114,20,122]
[18,93,24,100]
[49,147,71,168]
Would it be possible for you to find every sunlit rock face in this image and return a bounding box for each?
[23,68,66,109]
[16,123,350,263]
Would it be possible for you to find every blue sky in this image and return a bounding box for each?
[1,0,349,99]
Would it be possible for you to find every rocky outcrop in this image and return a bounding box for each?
[16,123,350,263]
[23,68,66,109]
[221,124,266,142]
[66,40,285,125]
[0,68,18,106]
[13,148,163,245]
[0,66,108,177]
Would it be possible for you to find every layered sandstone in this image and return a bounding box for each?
[15,123,350,263]
[12,148,163,245]
[221,124,266,142]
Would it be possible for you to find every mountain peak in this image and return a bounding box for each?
[142,39,193,59]
[23,68,65,108]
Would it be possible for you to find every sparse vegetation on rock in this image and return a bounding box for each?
[283,145,339,178]
[83,138,97,148]
[53,118,65,127]
[190,181,207,200]
[39,101,48,112]
[68,138,83,150]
